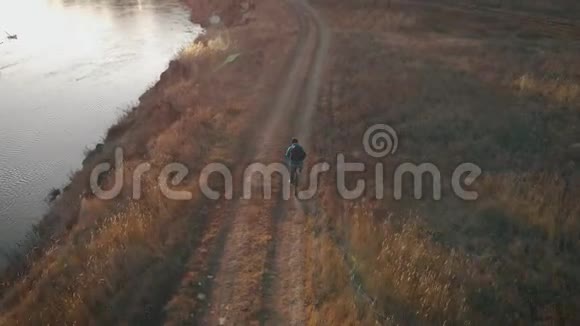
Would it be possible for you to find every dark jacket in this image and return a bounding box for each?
[285,143,306,164]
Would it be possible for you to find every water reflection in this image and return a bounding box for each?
[0,0,199,261]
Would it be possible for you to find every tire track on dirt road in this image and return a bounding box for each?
[201,0,329,324]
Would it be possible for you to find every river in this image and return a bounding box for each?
[0,0,199,264]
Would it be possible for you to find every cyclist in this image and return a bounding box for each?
[285,138,307,185]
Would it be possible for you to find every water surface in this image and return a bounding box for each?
[0,0,199,262]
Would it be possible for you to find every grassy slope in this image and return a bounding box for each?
[0,0,298,321]
[0,40,241,325]
[306,0,580,324]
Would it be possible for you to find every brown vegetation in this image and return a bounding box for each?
[305,0,580,324]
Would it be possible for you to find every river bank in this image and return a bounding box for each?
[0,0,300,323]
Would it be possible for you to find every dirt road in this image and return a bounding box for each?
[200,0,330,324]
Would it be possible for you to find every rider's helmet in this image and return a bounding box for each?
[292,138,299,144]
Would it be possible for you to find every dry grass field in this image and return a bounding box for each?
[306,0,580,324]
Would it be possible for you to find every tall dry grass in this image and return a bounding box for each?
[306,217,379,325]
[514,74,580,103]
[307,0,580,324]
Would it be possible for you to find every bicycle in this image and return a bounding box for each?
[290,164,301,196]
